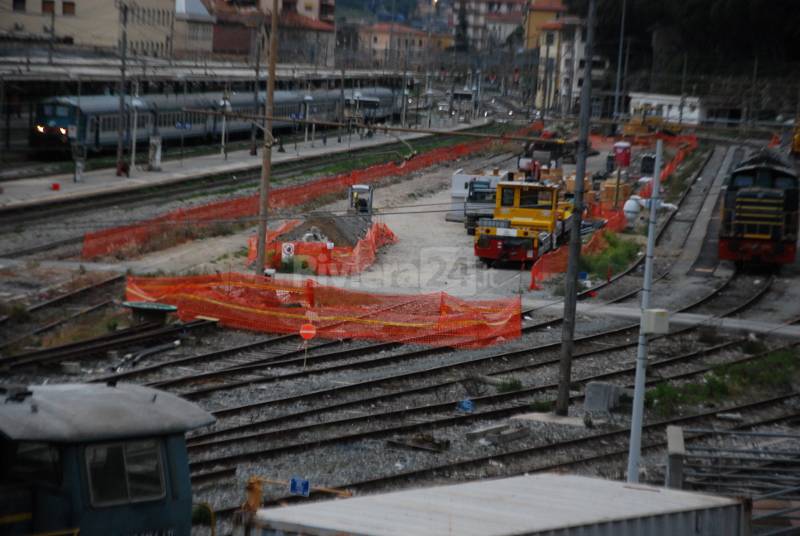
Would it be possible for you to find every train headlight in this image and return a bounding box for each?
[36,125,45,133]
[58,127,67,135]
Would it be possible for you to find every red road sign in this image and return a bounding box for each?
[300,323,316,340]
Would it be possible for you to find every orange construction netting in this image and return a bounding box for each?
[529,223,617,290]
[245,221,398,276]
[82,123,543,260]
[639,134,699,198]
[126,273,521,348]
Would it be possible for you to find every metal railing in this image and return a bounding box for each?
[666,426,800,535]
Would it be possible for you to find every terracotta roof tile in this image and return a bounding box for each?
[530,0,566,13]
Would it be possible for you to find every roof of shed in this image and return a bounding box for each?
[0,383,214,443]
[254,473,741,536]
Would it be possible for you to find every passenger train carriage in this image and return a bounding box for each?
[31,87,398,153]
[718,150,799,265]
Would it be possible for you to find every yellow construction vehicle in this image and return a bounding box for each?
[474,182,573,265]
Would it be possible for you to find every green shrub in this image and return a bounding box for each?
[496,378,523,393]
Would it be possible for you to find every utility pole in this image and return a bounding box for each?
[622,37,630,111]
[627,139,663,482]
[678,52,687,124]
[251,22,262,156]
[555,0,595,417]
[48,8,55,64]
[338,59,345,143]
[388,0,397,69]
[0,77,5,162]
[115,2,128,177]
[130,80,138,171]
[255,0,279,275]
[401,40,409,126]
[749,56,759,127]
[611,0,626,125]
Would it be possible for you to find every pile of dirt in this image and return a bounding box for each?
[278,212,371,247]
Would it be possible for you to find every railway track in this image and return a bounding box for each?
[183,273,777,452]
[241,394,800,513]
[180,271,772,474]
[0,318,216,370]
[0,273,126,351]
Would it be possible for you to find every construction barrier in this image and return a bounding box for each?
[81,123,542,260]
[245,221,398,276]
[529,224,615,290]
[126,273,521,348]
[639,134,699,198]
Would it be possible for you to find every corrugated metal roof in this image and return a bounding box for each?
[254,474,742,536]
[0,383,214,443]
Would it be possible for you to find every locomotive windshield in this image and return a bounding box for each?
[730,170,797,190]
[0,440,61,485]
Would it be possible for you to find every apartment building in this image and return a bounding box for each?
[1,0,177,57]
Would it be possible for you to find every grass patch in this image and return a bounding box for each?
[646,348,799,417]
[0,302,31,323]
[496,378,523,393]
[38,310,129,349]
[663,149,709,202]
[529,399,554,412]
[578,231,640,280]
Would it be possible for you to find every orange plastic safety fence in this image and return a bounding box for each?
[529,209,623,290]
[82,124,541,260]
[245,221,398,276]
[639,134,699,199]
[126,273,521,348]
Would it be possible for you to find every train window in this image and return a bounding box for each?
[1,441,61,485]
[519,189,540,208]
[43,105,53,116]
[732,175,753,188]
[86,439,165,507]
[755,170,774,188]
[775,176,797,190]
[501,188,515,207]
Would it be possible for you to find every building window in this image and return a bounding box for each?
[62,1,75,15]
[85,440,165,507]
[13,0,26,12]
[41,0,54,14]
[545,32,554,46]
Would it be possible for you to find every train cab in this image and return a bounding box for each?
[0,382,214,536]
[719,150,799,264]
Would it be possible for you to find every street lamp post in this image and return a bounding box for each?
[220,89,231,160]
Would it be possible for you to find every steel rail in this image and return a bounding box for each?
[185,270,760,455]
[1,319,216,369]
[211,396,800,517]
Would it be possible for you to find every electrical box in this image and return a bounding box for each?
[642,308,669,334]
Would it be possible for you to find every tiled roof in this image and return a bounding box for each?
[280,11,334,32]
[530,0,566,13]
[486,12,523,23]
[540,20,563,30]
[364,23,427,36]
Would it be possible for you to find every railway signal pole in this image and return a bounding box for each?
[115,2,129,177]
[556,0,596,417]
[627,139,663,482]
[255,0,279,276]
